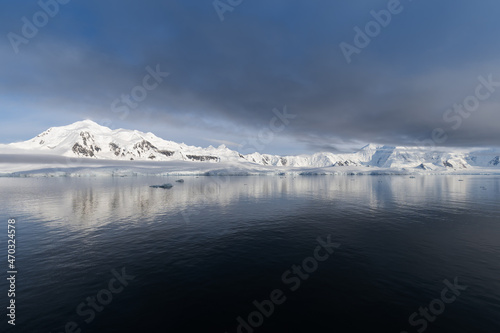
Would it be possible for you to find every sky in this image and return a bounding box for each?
[1,0,499,155]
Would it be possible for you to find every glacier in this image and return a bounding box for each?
[0,120,499,176]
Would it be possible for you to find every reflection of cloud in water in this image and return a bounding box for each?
[0,176,497,229]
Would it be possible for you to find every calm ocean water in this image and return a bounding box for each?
[1,175,499,332]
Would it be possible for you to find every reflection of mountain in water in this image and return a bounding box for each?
[0,176,496,229]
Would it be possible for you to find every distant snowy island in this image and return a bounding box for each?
[0,120,499,177]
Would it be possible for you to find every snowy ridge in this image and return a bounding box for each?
[1,120,500,175]
[3,120,239,163]
[242,145,500,171]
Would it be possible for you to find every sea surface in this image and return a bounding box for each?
[0,175,499,332]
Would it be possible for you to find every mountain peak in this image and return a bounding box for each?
[77,119,99,125]
[360,143,382,150]
[65,119,109,131]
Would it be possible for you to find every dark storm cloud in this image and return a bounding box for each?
[1,0,499,152]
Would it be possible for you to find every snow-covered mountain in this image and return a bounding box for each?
[1,120,499,172]
[244,145,499,170]
[3,120,240,163]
